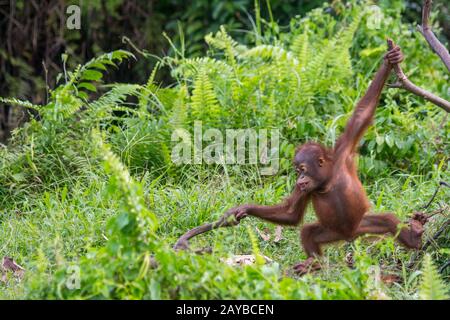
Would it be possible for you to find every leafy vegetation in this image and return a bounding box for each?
[0,0,449,299]
[0,0,332,143]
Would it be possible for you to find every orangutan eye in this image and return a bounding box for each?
[318,158,324,167]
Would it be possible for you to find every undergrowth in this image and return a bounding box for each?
[0,0,448,299]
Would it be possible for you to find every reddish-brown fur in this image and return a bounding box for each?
[226,45,424,275]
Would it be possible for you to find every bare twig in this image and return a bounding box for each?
[387,39,450,113]
[173,210,240,251]
[406,182,450,268]
[417,0,450,72]
[407,215,450,269]
[426,205,450,220]
[421,218,450,251]
[422,181,450,210]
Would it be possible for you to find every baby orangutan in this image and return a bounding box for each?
[225,41,425,275]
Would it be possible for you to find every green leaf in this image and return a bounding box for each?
[385,135,394,148]
[78,82,97,92]
[115,212,130,230]
[77,91,89,100]
[81,70,103,81]
[395,139,404,149]
[376,136,384,146]
[88,62,108,71]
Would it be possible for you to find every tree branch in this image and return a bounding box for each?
[417,0,450,72]
[173,210,240,251]
[387,39,450,113]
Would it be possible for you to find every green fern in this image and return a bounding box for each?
[246,226,265,265]
[419,254,449,300]
[89,84,141,111]
[190,67,221,126]
[65,50,135,100]
[29,51,137,120]
[290,10,362,109]
[291,28,310,70]
[169,86,189,128]
[239,45,298,65]
[0,97,41,111]
[92,129,158,244]
[328,11,363,83]
[173,57,233,79]
[205,26,246,68]
[48,85,84,119]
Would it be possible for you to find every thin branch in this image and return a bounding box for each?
[417,0,450,72]
[422,181,450,210]
[387,39,450,113]
[407,217,450,269]
[422,218,450,251]
[173,211,240,251]
[406,184,450,269]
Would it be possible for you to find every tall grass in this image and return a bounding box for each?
[0,0,448,299]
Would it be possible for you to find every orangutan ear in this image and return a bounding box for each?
[318,157,324,167]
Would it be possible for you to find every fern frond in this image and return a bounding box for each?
[146,62,160,88]
[291,29,310,71]
[89,84,141,112]
[205,26,246,68]
[0,97,42,111]
[292,10,362,108]
[190,67,221,126]
[173,57,234,79]
[91,129,158,240]
[419,254,449,300]
[238,45,298,65]
[50,87,84,119]
[67,50,135,98]
[83,50,135,76]
[246,226,265,265]
[169,86,188,128]
[329,11,363,81]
